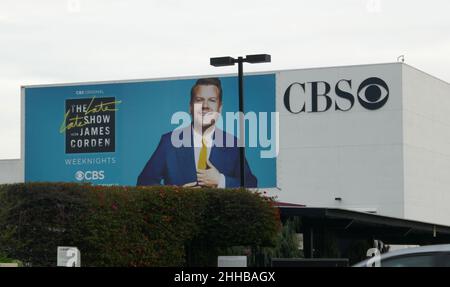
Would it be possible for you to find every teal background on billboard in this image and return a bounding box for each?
[25,74,276,187]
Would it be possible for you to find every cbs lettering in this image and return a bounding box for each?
[75,170,105,181]
[283,77,389,113]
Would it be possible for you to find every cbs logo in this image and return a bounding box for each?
[357,77,389,110]
[283,77,389,113]
[75,170,105,181]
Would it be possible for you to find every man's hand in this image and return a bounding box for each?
[197,159,220,187]
[183,181,201,188]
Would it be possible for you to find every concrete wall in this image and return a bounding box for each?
[273,63,404,218]
[0,159,24,184]
[402,64,450,225]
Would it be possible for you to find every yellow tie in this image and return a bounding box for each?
[198,137,207,170]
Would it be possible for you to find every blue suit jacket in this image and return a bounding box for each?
[137,127,257,188]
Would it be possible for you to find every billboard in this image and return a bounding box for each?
[24,74,277,188]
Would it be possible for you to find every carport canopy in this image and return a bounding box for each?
[278,206,450,258]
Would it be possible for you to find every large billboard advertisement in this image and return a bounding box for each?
[24,74,277,188]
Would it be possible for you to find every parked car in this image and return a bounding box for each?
[353,244,450,267]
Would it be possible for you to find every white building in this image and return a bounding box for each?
[272,62,450,226]
[0,159,23,184]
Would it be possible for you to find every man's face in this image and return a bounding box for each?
[190,85,222,129]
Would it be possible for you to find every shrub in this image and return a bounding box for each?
[0,183,279,267]
[185,189,280,266]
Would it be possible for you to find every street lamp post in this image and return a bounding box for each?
[210,54,271,188]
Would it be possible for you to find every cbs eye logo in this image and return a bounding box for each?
[75,171,84,181]
[357,77,389,110]
[75,170,105,181]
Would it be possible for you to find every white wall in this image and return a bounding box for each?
[0,159,24,184]
[402,64,450,225]
[273,63,404,218]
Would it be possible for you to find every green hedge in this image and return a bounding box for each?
[0,183,279,267]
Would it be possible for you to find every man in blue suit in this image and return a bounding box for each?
[137,78,257,188]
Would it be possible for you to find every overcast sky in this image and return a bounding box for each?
[1,0,449,159]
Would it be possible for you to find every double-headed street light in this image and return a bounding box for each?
[210,54,271,188]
